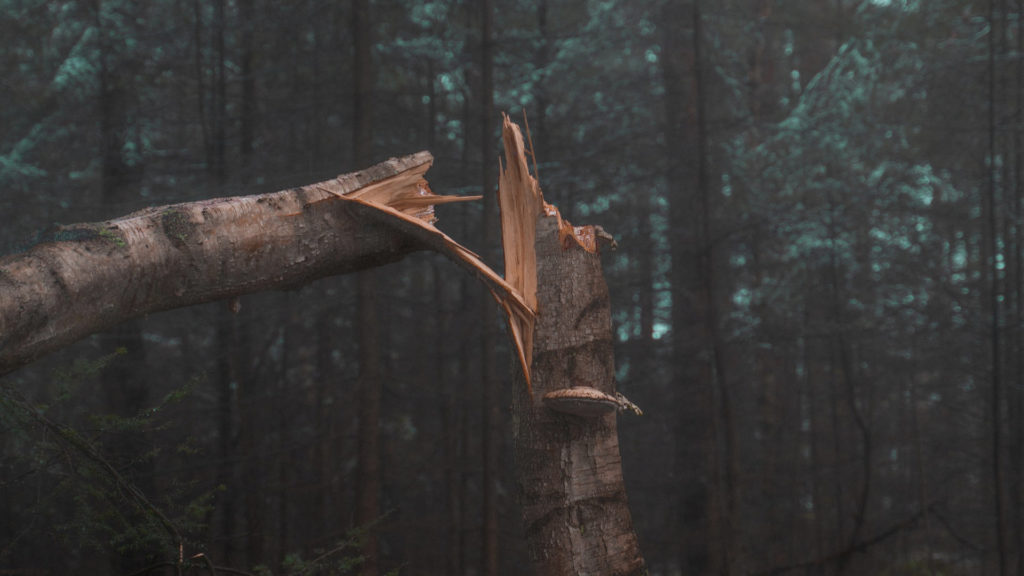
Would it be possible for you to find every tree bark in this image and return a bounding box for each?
[0,153,439,377]
[498,116,646,575]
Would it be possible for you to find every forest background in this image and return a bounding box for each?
[1,0,1021,575]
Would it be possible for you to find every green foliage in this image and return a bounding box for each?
[0,354,211,568]
[254,530,368,576]
[97,226,127,247]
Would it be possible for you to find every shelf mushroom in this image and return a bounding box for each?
[542,386,643,417]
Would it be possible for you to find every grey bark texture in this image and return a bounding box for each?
[0,152,432,376]
[511,214,646,576]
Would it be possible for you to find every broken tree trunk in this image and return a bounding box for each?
[0,129,646,575]
[498,115,646,575]
[0,152,497,376]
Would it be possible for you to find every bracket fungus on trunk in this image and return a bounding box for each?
[542,386,644,418]
[542,386,619,417]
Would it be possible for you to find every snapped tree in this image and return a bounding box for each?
[0,117,646,575]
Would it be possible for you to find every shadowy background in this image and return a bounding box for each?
[0,1,1018,575]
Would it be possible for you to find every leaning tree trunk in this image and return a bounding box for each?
[0,152,466,376]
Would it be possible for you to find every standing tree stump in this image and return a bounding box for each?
[497,115,646,575]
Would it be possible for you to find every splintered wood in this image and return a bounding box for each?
[322,129,604,394]
[322,151,536,385]
[496,114,613,393]
[497,115,543,392]
[338,155,476,223]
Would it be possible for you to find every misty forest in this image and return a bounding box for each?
[1,0,1022,575]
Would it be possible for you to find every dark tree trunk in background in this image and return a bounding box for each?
[239,0,256,178]
[240,319,265,567]
[479,0,500,574]
[661,1,733,571]
[659,2,709,572]
[1015,0,1024,568]
[690,4,738,573]
[97,0,147,418]
[352,1,381,574]
[986,2,1008,572]
[355,265,382,576]
[94,3,151,572]
[212,0,227,184]
[436,259,462,575]
[193,0,210,170]
[214,303,239,566]
[827,201,873,573]
[276,301,294,568]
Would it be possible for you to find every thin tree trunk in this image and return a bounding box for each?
[801,313,826,565]
[659,2,712,571]
[479,0,500,574]
[239,0,255,179]
[1014,1,1024,569]
[691,4,737,573]
[352,3,380,571]
[192,0,210,171]
[355,268,382,576]
[314,295,335,545]
[215,304,239,565]
[240,346,265,567]
[276,300,294,569]
[436,260,462,575]
[308,0,336,550]
[826,196,872,574]
[94,6,152,572]
[909,346,933,571]
[828,334,846,554]
[987,1,1009,572]
[213,0,226,184]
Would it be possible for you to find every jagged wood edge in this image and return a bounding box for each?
[330,194,536,383]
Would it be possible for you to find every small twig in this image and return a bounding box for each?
[191,553,217,575]
[522,108,541,184]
